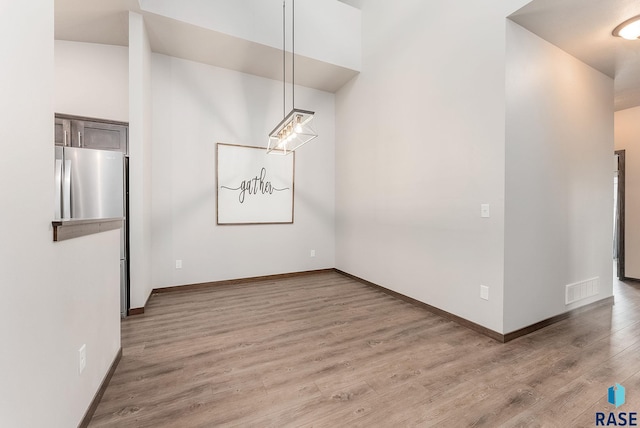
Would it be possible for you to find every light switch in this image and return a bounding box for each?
[480,285,489,300]
[481,204,490,218]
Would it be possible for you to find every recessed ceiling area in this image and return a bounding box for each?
[509,0,640,111]
[54,0,360,93]
[55,0,640,109]
[338,0,364,9]
[142,12,358,93]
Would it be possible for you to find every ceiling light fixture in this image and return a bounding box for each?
[267,0,317,155]
[613,15,640,40]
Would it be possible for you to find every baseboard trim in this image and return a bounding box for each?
[129,270,334,315]
[334,269,505,342]
[78,347,122,428]
[129,267,617,343]
[151,269,335,295]
[503,296,615,342]
[128,290,153,316]
[128,307,144,315]
[334,269,615,343]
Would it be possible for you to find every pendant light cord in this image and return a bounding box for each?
[292,0,295,109]
[281,0,296,116]
[282,1,286,117]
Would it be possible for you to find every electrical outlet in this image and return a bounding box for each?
[480,285,489,301]
[78,344,87,375]
[175,260,182,269]
[310,250,316,257]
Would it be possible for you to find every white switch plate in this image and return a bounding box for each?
[310,250,316,257]
[480,204,490,218]
[175,260,182,269]
[78,344,87,375]
[480,285,489,300]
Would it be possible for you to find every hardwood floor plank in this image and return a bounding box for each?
[88,272,640,427]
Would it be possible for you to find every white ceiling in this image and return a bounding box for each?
[54,0,358,93]
[55,0,136,47]
[509,0,640,111]
[55,0,640,109]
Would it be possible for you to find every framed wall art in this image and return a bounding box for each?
[216,143,295,225]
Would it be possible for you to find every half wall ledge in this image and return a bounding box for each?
[52,218,123,242]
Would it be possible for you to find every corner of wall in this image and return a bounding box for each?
[129,11,154,308]
[504,21,614,332]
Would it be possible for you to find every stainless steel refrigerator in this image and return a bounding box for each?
[55,146,129,317]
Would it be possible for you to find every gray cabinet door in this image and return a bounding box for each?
[54,117,71,146]
[72,120,128,152]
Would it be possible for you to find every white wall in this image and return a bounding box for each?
[335,0,528,333]
[55,40,128,122]
[615,106,640,279]
[0,3,121,427]
[150,54,335,287]
[504,21,614,333]
[129,13,154,308]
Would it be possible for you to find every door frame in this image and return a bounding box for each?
[615,149,626,279]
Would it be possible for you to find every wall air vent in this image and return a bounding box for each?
[565,277,599,305]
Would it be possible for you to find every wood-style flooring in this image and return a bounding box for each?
[89,271,640,427]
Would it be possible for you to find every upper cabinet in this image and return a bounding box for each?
[72,120,128,152]
[54,114,128,154]
[54,117,71,147]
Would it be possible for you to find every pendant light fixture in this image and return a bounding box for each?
[267,0,317,155]
[612,15,640,40]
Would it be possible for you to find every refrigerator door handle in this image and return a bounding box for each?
[63,158,71,219]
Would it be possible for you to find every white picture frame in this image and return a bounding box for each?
[216,143,295,225]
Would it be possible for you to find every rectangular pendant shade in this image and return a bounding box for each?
[267,108,317,155]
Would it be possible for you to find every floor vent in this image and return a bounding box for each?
[565,277,599,305]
